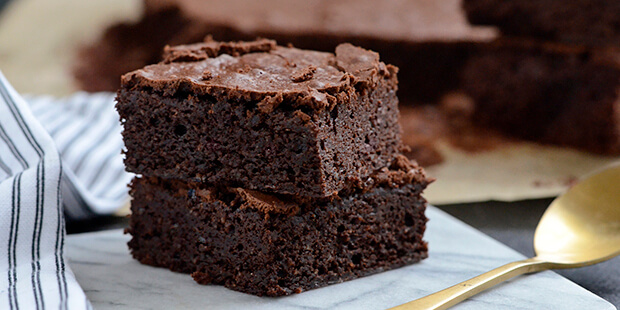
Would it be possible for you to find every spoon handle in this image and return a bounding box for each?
[389,257,551,310]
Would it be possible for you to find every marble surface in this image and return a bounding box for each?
[65,207,615,310]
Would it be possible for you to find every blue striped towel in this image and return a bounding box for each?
[0,71,131,309]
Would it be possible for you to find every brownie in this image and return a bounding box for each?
[463,0,620,47]
[116,39,404,197]
[126,156,431,296]
[75,0,496,102]
[460,39,620,155]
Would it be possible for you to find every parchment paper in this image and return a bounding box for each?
[0,0,141,96]
[1,0,617,205]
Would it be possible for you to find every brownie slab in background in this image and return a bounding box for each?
[463,0,620,47]
[75,0,496,102]
[117,39,403,197]
[461,40,620,155]
[127,156,431,296]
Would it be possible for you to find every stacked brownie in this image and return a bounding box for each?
[460,0,620,154]
[117,39,432,296]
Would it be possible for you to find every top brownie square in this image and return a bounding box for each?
[116,39,403,197]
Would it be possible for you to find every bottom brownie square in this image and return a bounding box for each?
[126,156,431,296]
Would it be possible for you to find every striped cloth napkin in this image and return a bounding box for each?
[0,71,131,309]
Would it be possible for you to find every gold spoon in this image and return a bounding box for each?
[390,163,620,310]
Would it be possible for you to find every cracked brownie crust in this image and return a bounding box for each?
[117,39,403,197]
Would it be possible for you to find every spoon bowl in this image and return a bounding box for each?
[535,164,620,265]
[391,163,620,310]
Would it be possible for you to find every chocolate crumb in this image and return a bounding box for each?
[201,70,213,80]
[291,65,317,82]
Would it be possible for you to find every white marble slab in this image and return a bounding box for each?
[65,207,615,310]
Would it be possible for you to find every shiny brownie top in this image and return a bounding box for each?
[120,39,397,110]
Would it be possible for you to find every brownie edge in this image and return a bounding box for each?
[126,156,431,296]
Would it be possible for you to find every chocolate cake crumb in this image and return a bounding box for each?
[162,38,277,63]
[290,65,316,83]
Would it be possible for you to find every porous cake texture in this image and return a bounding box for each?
[127,156,431,296]
[117,39,404,197]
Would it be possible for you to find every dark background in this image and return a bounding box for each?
[0,0,618,307]
[0,0,9,12]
